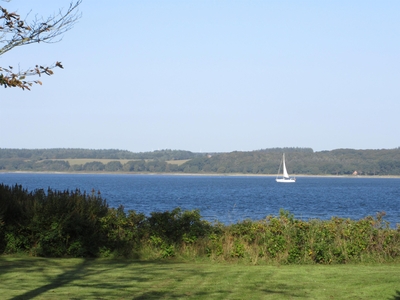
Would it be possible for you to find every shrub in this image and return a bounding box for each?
[1,183,399,263]
[0,184,109,257]
[147,208,211,245]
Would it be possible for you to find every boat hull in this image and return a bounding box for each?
[276,178,296,183]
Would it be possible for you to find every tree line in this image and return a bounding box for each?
[1,147,400,175]
[0,148,197,160]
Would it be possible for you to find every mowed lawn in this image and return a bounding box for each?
[1,257,399,299]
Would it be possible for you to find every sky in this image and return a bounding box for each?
[1,1,399,153]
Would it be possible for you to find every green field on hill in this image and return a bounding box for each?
[50,158,134,165]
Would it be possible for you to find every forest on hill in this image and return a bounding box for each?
[1,147,400,176]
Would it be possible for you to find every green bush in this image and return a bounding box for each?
[147,208,211,245]
[0,184,109,257]
[99,206,147,256]
[1,183,399,263]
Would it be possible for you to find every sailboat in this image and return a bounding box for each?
[276,153,296,183]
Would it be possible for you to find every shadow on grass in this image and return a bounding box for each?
[0,257,299,299]
[0,257,156,299]
[0,257,198,299]
[9,259,93,300]
[389,290,400,300]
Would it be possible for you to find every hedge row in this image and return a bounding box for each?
[1,184,399,263]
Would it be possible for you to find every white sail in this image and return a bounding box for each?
[282,154,289,178]
[276,153,296,183]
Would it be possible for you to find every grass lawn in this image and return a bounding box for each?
[1,257,399,299]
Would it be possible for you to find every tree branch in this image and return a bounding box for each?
[0,1,81,90]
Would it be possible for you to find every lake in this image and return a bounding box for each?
[1,173,399,226]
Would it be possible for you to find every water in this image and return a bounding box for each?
[1,173,399,226]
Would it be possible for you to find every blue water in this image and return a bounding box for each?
[1,173,399,226]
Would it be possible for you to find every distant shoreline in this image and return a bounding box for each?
[1,171,400,179]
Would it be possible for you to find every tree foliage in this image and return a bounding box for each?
[1,147,400,175]
[1,184,399,263]
[0,148,199,160]
[0,0,81,90]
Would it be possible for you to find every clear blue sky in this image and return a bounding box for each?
[1,1,399,153]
